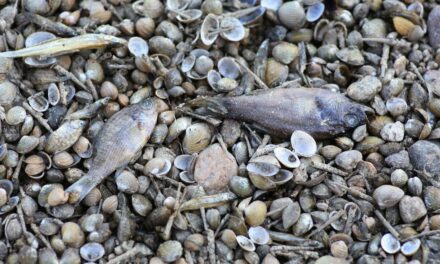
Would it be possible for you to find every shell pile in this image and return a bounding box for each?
[2,0,440,263]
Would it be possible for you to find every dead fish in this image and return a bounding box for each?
[0,34,127,58]
[188,87,373,139]
[65,99,158,204]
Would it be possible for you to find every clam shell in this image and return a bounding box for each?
[144,158,172,176]
[201,14,220,45]
[274,147,300,168]
[272,169,294,185]
[291,130,317,157]
[220,16,245,42]
[16,136,39,154]
[183,123,212,154]
[248,226,270,245]
[28,93,49,112]
[80,242,105,262]
[177,9,203,24]
[166,117,192,144]
[381,233,400,254]
[179,171,195,184]
[278,1,306,30]
[128,36,149,57]
[261,0,282,11]
[393,16,416,37]
[218,57,241,79]
[247,162,279,177]
[47,84,60,106]
[174,154,197,171]
[265,58,288,87]
[401,239,420,256]
[0,81,17,106]
[306,2,325,22]
[236,235,255,251]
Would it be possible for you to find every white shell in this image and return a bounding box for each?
[80,242,105,262]
[201,14,220,45]
[290,130,317,157]
[145,158,172,176]
[236,235,256,251]
[261,0,282,11]
[128,37,149,57]
[248,226,270,245]
[47,83,60,106]
[220,16,245,42]
[381,233,401,254]
[247,162,279,177]
[401,239,421,256]
[218,57,241,79]
[273,147,300,168]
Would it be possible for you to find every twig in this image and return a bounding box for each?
[11,155,23,188]
[176,108,222,126]
[307,210,345,238]
[206,229,216,264]
[235,58,269,90]
[380,42,390,78]
[30,223,53,250]
[24,12,77,36]
[311,162,349,177]
[53,65,88,92]
[401,230,440,242]
[58,82,68,105]
[250,134,271,161]
[214,213,230,237]
[330,181,375,204]
[86,79,99,100]
[22,102,53,132]
[410,62,433,101]
[374,210,400,239]
[107,245,152,264]
[162,184,185,240]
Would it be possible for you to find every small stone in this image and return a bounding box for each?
[157,241,183,263]
[385,150,412,170]
[424,186,440,211]
[194,143,238,193]
[362,18,387,47]
[315,255,350,264]
[386,98,408,116]
[399,196,427,223]
[373,185,404,209]
[428,6,440,49]
[347,76,382,102]
[424,70,440,97]
[380,122,404,142]
[335,150,363,170]
[390,169,408,188]
[409,141,440,182]
[336,47,364,66]
[352,125,368,142]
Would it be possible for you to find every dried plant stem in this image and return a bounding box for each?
[86,79,99,100]
[401,230,440,242]
[374,210,400,239]
[331,181,375,204]
[214,213,230,237]
[307,210,345,238]
[107,245,152,264]
[53,65,88,91]
[11,155,23,187]
[250,134,271,161]
[177,108,222,126]
[380,43,390,78]
[30,223,53,250]
[410,62,433,100]
[235,58,269,90]
[207,229,216,264]
[311,162,349,177]
[22,102,53,132]
[162,184,185,240]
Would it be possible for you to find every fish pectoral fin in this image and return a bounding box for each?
[65,175,100,205]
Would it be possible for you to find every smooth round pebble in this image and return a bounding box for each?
[335,150,363,170]
[373,185,404,209]
[399,196,427,223]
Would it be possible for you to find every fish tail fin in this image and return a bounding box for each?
[185,97,229,115]
[65,174,100,205]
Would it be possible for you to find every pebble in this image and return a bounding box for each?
[424,186,440,211]
[386,98,408,116]
[390,169,408,188]
[361,18,387,47]
[194,143,238,193]
[428,6,440,49]
[380,121,404,142]
[347,76,382,102]
[352,125,368,142]
[372,185,404,209]
[336,47,364,66]
[409,141,440,182]
[399,196,427,223]
[423,70,440,96]
[315,256,350,264]
[335,150,363,170]
[157,241,183,263]
[384,150,412,170]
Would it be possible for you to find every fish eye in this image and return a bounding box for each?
[343,113,359,128]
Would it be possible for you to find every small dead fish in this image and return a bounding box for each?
[188,87,373,139]
[0,34,127,58]
[66,99,158,204]
[45,120,87,154]
[65,97,111,120]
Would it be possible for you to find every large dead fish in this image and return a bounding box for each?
[188,87,373,139]
[66,99,159,204]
